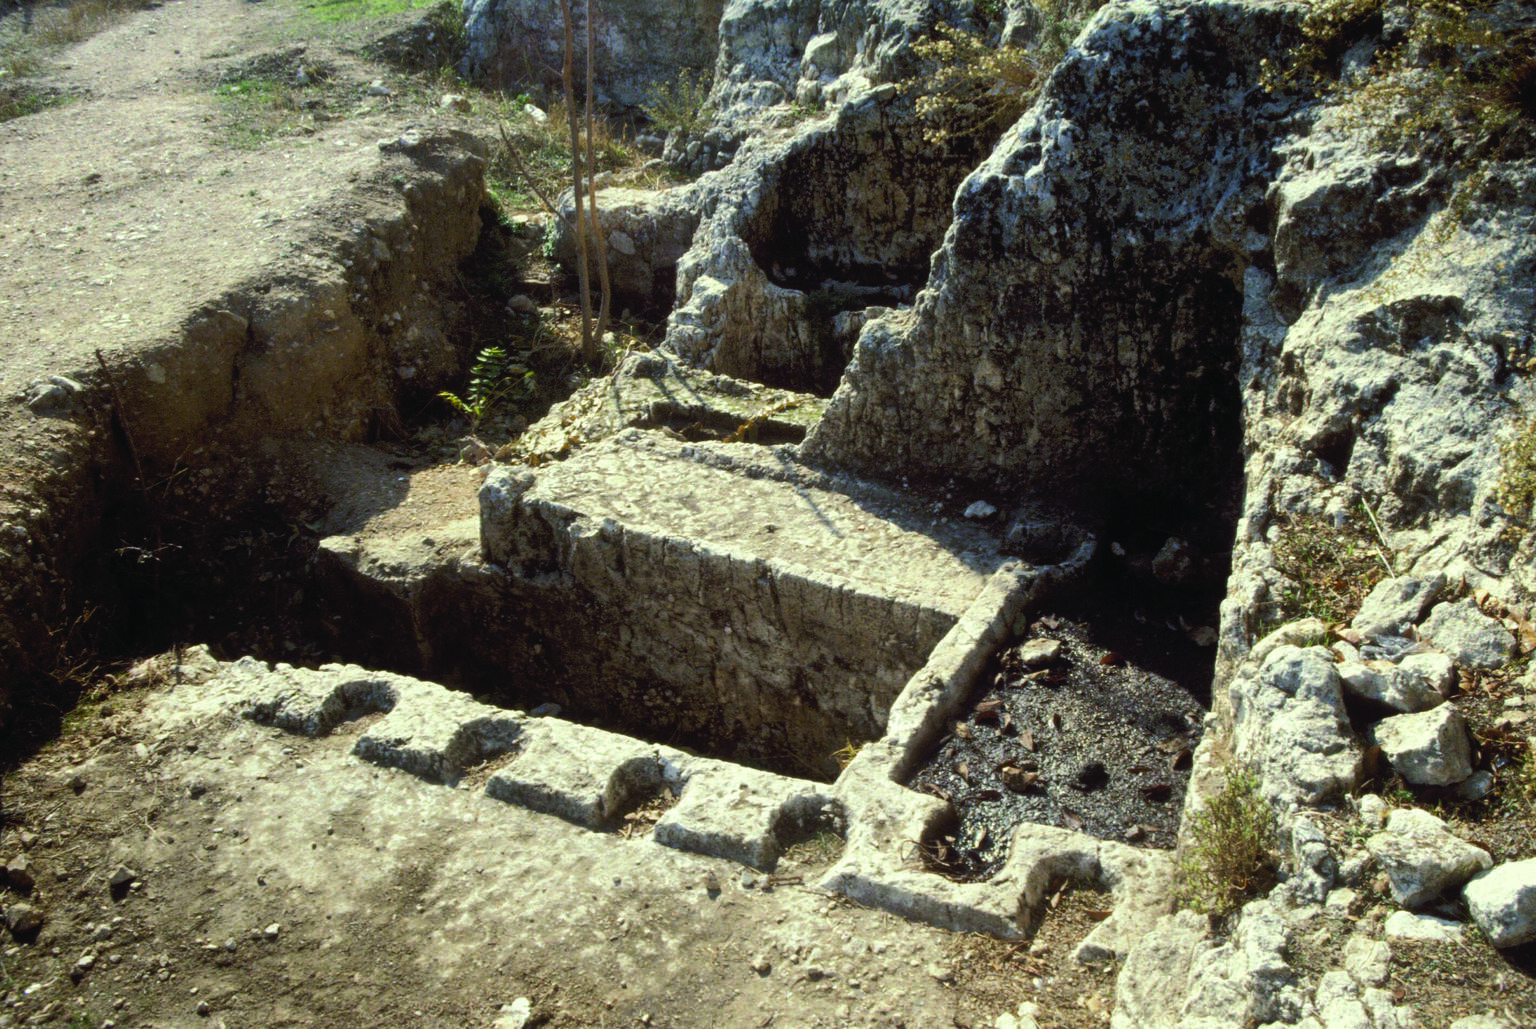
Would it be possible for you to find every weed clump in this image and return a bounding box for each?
[1269,507,1393,627]
[439,345,535,435]
[903,0,1105,145]
[1496,412,1536,527]
[639,67,714,141]
[1175,765,1278,918]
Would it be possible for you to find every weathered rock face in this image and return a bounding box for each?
[802,0,1298,511]
[461,0,724,110]
[705,0,954,134]
[665,82,996,394]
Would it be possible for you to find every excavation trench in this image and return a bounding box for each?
[5,109,1246,888]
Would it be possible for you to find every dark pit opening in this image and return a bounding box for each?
[738,105,1006,396]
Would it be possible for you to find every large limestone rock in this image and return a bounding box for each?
[550,186,702,316]
[1463,858,1536,948]
[1365,808,1492,909]
[1370,704,1474,786]
[665,81,994,393]
[1418,598,1516,670]
[803,0,1301,511]
[1230,644,1361,807]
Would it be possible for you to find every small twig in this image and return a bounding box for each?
[496,122,579,235]
[1358,497,1397,577]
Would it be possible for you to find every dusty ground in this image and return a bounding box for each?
[0,659,1125,1028]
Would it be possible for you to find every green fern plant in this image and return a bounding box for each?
[438,345,534,433]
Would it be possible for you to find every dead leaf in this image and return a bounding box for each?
[1084,909,1113,922]
[1169,748,1193,771]
[974,698,1005,723]
[954,760,970,781]
[1099,652,1125,667]
[974,789,1003,802]
[954,722,973,741]
[1000,765,1039,794]
[1020,730,1036,752]
[1038,615,1060,630]
[1061,809,1085,831]
[999,711,1015,734]
[1141,783,1172,802]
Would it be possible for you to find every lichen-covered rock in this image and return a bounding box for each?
[1370,704,1474,786]
[804,0,1302,512]
[1463,857,1536,948]
[1418,598,1516,670]
[1365,808,1491,908]
[1337,659,1444,714]
[1230,645,1360,807]
[1350,575,1445,639]
[462,0,723,110]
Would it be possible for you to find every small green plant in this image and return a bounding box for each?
[1176,765,1278,918]
[831,738,864,770]
[213,75,310,149]
[639,67,714,139]
[904,0,1104,145]
[781,829,846,868]
[1269,505,1393,626]
[438,346,534,433]
[0,86,64,122]
[777,99,823,128]
[300,0,439,24]
[1496,412,1536,527]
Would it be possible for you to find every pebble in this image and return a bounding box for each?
[1383,910,1463,942]
[263,922,281,941]
[5,855,34,891]
[751,954,771,975]
[6,902,43,935]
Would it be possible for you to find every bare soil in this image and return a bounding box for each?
[908,613,1206,880]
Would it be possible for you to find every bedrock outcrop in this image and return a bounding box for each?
[801,0,1300,512]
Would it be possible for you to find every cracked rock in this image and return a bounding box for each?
[1350,575,1444,639]
[1337,659,1443,714]
[1370,705,1474,786]
[1365,808,1491,908]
